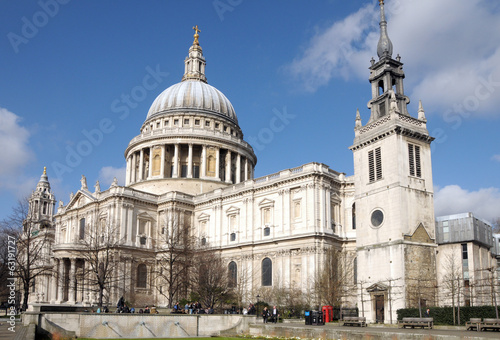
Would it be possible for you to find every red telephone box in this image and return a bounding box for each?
[321,305,333,323]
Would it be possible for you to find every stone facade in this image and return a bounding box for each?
[22,2,498,324]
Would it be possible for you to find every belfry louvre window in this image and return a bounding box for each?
[408,143,421,177]
[368,147,382,182]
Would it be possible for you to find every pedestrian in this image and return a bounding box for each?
[271,305,279,323]
[425,308,430,317]
[262,307,270,323]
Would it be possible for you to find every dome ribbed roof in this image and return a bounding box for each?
[146,80,238,124]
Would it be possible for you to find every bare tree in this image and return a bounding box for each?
[152,209,195,308]
[475,267,499,319]
[315,248,356,316]
[191,248,230,310]
[79,220,123,307]
[230,264,252,312]
[385,277,403,324]
[1,199,54,311]
[492,218,500,234]
[406,277,437,317]
[357,280,371,318]
[441,251,462,325]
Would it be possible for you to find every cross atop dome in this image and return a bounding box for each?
[192,25,201,45]
[182,25,208,83]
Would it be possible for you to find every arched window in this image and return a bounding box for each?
[137,264,147,288]
[262,257,272,286]
[228,261,237,288]
[230,232,236,241]
[263,226,270,236]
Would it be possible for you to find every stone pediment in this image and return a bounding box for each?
[198,213,210,221]
[404,223,434,243]
[137,212,152,220]
[225,206,240,215]
[258,198,274,207]
[65,190,96,211]
[366,282,388,292]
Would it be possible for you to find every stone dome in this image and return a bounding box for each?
[146,80,238,124]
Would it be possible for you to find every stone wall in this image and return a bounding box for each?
[23,312,257,338]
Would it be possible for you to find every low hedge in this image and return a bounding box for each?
[397,306,499,325]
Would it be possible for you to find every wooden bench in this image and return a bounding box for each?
[341,316,366,327]
[398,317,433,329]
[465,318,482,331]
[480,318,500,332]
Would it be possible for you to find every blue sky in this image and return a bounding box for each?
[1,0,499,222]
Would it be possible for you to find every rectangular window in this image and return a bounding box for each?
[184,118,189,125]
[368,147,382,182]
[408,143,422,177]
[205,120,210,127]
[193,165,200,178]
[181,164,188,178]
[462,243,468,260]
[174,119,179,126]
[79,218,85,240]
[195,119,200,126]
[263,208,271,225]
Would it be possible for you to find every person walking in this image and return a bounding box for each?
[262,307,270,323]
[271,305,279,323]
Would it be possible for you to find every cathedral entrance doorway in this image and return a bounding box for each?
[375,295,384,323]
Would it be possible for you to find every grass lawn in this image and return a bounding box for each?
[77,338,249,340]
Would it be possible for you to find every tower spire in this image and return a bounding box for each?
[182,25,207,83]
[377,0,393,60]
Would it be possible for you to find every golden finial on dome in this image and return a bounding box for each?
[43,166,47,175]
[379,0,384,5]
[192,25,201,45]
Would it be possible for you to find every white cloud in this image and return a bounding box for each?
[492,154,500,162]
[0,107,32,177]
[287,0,500,117]
[434,185,500,223]
[98,166,126,187]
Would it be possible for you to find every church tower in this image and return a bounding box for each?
[27,167,56,230]
[350,1,437,323]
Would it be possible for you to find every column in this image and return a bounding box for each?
[120,203,126,244]
[215,147,220,180]
[139,149,144,181]
[126,156,130,185]
[68,258,76,304]
[148,147,153,179]
[187,143,193,178]
[132,152,137,183]
[173,144,179,178]
[56,259,64,303]
[225,150,231,183]
[244,158,248,181]
[201,145,207,178]
[127,205,133,244]
[160,145,165,178]
[236,153,241,183]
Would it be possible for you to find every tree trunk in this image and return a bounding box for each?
[22,282,30,311]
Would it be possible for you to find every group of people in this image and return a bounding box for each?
[115,296,156,314]
[172,301,213,314]
[262,306,280,323]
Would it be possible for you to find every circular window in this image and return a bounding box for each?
[371,209,384,227]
